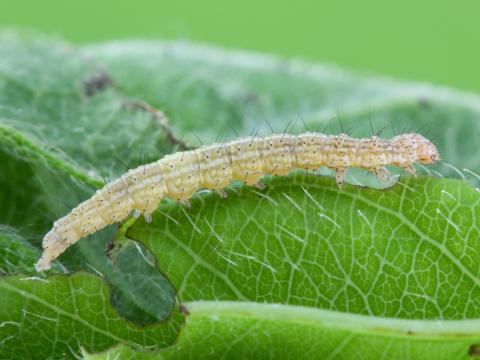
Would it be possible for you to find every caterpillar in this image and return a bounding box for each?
[35,132,439,271]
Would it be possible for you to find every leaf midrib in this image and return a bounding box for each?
[0,122,102,189]
[184,300,480,338]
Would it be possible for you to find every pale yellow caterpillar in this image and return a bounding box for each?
[35,132,439,271]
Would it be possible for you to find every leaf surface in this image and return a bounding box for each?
[0,272,182,359]
[85,301,480,360]
[100,176,480,358]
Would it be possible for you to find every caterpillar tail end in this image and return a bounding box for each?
[35,228,61,272]
[35,255,52,272]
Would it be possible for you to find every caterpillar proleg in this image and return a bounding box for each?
[35,132,439,271]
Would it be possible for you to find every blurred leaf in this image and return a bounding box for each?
[0,32,179,338]
[0,33,184,239]
[0,225,42,274]
[90,41,480,183]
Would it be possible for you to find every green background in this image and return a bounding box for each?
[0,0,478,93]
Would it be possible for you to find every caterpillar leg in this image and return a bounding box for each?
[403,165,417,177]
[243,173,265,189]
[179,199,192,208]
[272,166,290,176]
[215,188,229,199]
[253,182,267,190]
[132,209,153,223]
[374,167,390,182]
[335,168,347,189]
[142,199,159,224]
[144,212,153,223]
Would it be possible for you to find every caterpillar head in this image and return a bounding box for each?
[412,134,440,164]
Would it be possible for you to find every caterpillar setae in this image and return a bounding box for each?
[35,132,440,271]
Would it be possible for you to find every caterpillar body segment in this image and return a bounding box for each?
[35,132,439,271]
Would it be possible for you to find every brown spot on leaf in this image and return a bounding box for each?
[417,97,430,109]
[469,344,480,358]
[179,303,190,316]
[84,73,113,96]
[104,240,115,258]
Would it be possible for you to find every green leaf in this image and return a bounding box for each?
[126,176,480,319]
[103,176,480,359]
[85,301,480,360]
[0,272,183,359]
[106,242,177,325]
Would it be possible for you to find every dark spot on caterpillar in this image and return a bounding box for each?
[84,73,114,97]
